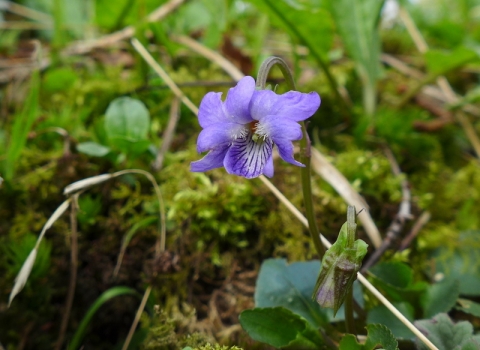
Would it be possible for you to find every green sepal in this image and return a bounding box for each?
[312,207,368,316]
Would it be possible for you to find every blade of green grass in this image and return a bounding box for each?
[4,70,40,180]
[329,0,384,116]
[68,286,137,350]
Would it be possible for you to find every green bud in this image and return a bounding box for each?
[312,206,368,316]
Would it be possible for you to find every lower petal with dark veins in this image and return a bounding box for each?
[224,134,273,179]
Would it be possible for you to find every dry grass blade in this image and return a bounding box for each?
[55,194,80,350]
[63,174,113,195]
[131,38,199,114]
[8,199,71,306]
[171,34,244,81]
[133,39,438,350]
[311,148,382,248]
[8,250,37,307]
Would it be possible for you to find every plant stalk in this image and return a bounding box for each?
[256,56,325,258]
[345,286,356,336]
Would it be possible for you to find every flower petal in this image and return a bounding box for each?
[263,155,274,178]
[191,145,229,172]
[251,90,320,122]
[258,115,303,141]
[225,76,256,124]
[196,123,244,153]
[273,138,305,167]
[198,92,228,128]
[224,135,273,179]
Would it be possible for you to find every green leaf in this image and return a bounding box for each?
[68,286,137,350]
[255,259,328,326]
[421,277,460,318]
[104,97,151,155]
[456,298,480,318]
[424,46,478,75]
[367,302,415,339]
[329,0,384,114]
[339,324,399,350]
[339,334,362,350]
[370,262,412,288]
[364,324,399,350]
[239,307,323,349]
[77,142,111,157]
[369,262,427,303]
[414,313,480,350]
[254,259,364,326]
[429,231,480,296]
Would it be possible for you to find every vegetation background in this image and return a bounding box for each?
[0,0,480,349]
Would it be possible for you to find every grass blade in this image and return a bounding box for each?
[4,70,40,180]
[330,0,384,115]
[68,286,137,350]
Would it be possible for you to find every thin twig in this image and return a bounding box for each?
[132,40,438,350]
[153,97,180,171]
[361,148,411,272]
[121,286,152,350]
[55,194,79,350]
[399,211,431,251]
[399,7,480,159]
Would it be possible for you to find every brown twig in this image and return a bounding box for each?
[399,211,431,251]
[361,148,412,272]
[55,194,79,350]
[152,97,180,171]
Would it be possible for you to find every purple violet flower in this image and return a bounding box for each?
[190,76,321,179]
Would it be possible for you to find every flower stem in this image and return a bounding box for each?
[345,286,356,336]
[256,57,325,258]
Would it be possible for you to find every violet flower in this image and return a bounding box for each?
[190,76,320,179]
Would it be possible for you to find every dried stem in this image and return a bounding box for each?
[121,286,152,350]
[153,97,181,171]
[399,211,431,251]
[55,194,79,350]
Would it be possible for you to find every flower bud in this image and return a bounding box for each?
[312,206,368,315]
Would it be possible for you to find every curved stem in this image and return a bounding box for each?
[262,0,350,116]
[256,57,325,257]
